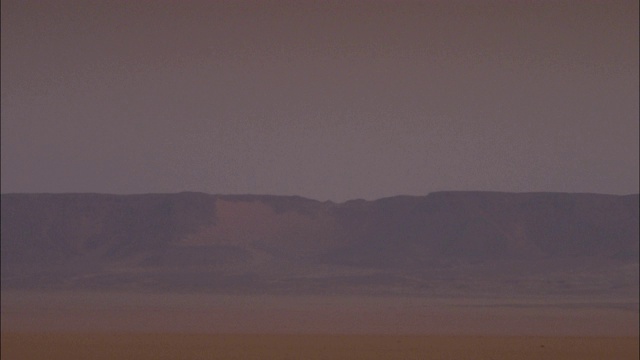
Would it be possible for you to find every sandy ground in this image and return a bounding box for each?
[2,291,637,359]
[2,333,638,360]
[2,291,637,336]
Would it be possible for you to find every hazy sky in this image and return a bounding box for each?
[2,0,638,201]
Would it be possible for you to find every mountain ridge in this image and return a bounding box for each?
[2,191,638,296]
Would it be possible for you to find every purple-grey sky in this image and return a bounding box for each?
[2,0,638,201]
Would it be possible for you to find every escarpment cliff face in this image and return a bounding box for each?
[1,192,638,295]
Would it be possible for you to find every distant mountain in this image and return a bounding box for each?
[2,192,638,296]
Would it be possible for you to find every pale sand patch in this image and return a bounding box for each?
[2,333,638,360]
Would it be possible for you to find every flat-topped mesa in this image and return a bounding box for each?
[1,192,638,293]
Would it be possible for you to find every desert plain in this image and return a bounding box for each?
[2,291,638,360]
[2,332,638,360]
